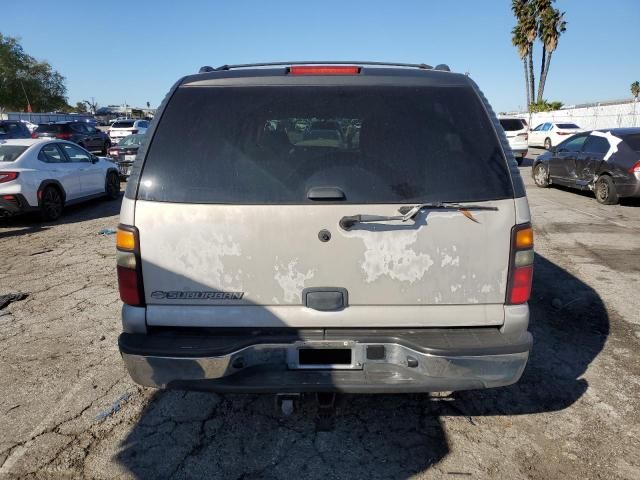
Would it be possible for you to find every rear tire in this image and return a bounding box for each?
[533,163,550,188]
[594,175,618,205]
[39,186,64,221]
[544,138,552,150]
[105,172,120,200]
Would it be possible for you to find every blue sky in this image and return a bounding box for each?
[2,0,638,112]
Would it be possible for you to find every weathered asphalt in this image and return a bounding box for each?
[0,152,639,479]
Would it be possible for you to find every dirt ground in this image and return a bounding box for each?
[1,155,639,479]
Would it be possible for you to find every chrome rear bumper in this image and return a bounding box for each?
[120,330,531,393]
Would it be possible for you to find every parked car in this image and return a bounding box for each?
[528,122,581,150]
[498,117,528,164]
[0,120,32,140]
[532,127,640,204]
[0,139,120,220]
[116,62,534,395]
[107,134,144,178]
[32,122,111,154]
[108,120,149,144]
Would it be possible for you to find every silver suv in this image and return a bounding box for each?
[116,62,534,393]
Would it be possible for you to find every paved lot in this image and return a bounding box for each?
[1,152,639,479]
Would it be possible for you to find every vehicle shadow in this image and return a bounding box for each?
[0,190,123,239]
[114,253,607,479]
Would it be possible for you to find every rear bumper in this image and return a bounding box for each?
[512,148,528,157]
[615,176,640,198]
[0,194,33,216]
[119,328,532,393]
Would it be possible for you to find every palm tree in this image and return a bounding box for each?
[537,7,566,102]
[511,26,531,108]
[632,81,640,99]
[534,0,553,80]
[511,0,536,107]
[522,2,538,103]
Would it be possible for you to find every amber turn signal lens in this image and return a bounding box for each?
[116,227,136,251]
[515,227,534,249]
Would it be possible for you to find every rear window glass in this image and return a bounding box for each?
[36,124,66,133]
[138,86,513,204]
[556,123,579,129]
[0,145,28,162]
[120,134,144,146]
[499,119,525,131]
[112,121,135,128]
[623,133,640,151]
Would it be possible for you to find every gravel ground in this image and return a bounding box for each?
[1,156,639,479]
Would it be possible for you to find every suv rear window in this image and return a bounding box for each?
[138,85,513,204]
[112,121,135,128]
[499,119,525,131]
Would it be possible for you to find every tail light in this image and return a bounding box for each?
[116,225,145,306]
[507,224,534,304]
[629,161,640,174]
[31,132,38,138]
[55,132,72,140]
[557,132,572,136]
[289,65,361,75]
[0,172,19,183]
[130,129,138,134]
[517,133,529,140]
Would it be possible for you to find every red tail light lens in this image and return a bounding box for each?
[629,161,640,174]
[509,265,534,304]
[0,172,19,183]
[31,132,38,139]
[55,133,72,140]
[116,225,145,306]
[117,265,144,306]
[557,132,572,136]
[289,65,361,75]
[507,224,534,305]
[517,133,528,139]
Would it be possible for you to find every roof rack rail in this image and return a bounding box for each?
[198,61,438,73]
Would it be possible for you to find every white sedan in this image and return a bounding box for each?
[0,139,120,221]
[528,122,582,150]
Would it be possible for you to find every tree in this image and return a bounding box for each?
[73,101,88,113]
[632,81,640,99]
[511,23,531,108]
[0,33,68,112]
[510,1,567,109]
[529,100,563,112]
[512,1,537,104]
[83,97,98,115]
[536,6,566,102]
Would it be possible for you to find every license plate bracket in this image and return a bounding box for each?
[287,341,363,370]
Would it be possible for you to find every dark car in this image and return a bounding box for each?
[0,120,32,140]
[532,127,640,204]
[107,134,144,178]
[32,122,111,154]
